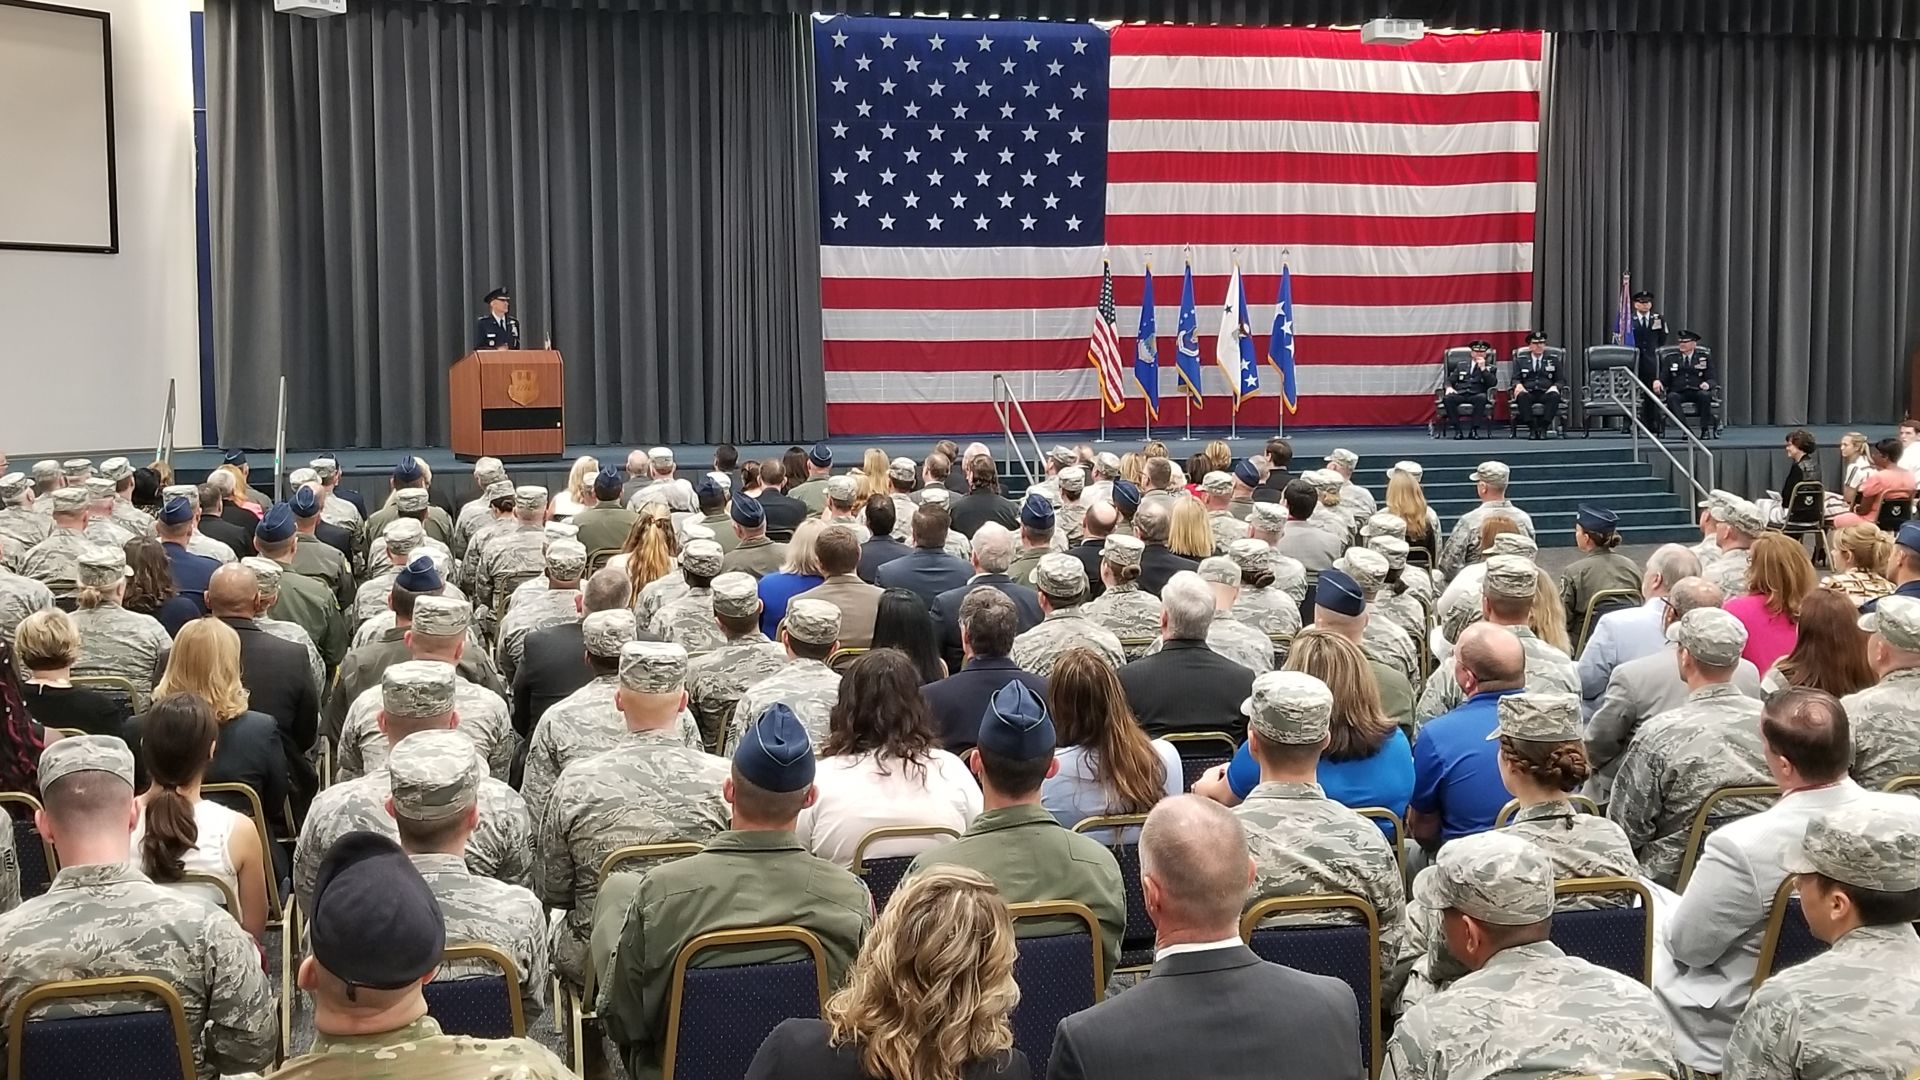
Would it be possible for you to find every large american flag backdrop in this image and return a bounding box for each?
[815,17,1543,435]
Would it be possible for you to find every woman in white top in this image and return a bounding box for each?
[797,649,981,867]
[1041,647,1180,829]
[130,692,270,939]
[550,454,600,519]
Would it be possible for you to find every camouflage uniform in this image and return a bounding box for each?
[19,519,92,597]
[729,658,841,749]
[451,462,511,559]
[684,578,788,750]
[0,568,53,642]
[239,560,329,696]
[496,586,584,687]
[649,587,724,651]
[1705,546,1754,598]
[1080,583,1163,655]
[1230,585,1303,638]
[472,496,551,625]
[1012,609,1126,676]
[1500,801,1640,895]
[1842,609,1920,789]
[0,474,52,567]
[337,675,517,782]
[1723,799,1920,1080]
[274,1017,572,1078]
[1438,464,1536,578]
[1704,497,1765,598]
[1417,626,1580,726]
[70,548,173,694]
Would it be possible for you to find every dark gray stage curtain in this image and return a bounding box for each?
[207,0,825,449]
[1537,32,1920,428]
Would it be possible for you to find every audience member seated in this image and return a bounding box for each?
[514,566,648,742]
[1703,494,1768,599]
[1606,608,1771,889]
[334,597,517,782]
[68,544,171,698]
[1830,436,1910,528]
[855,495,912,583]
[154,493,223,616]
[1654,687,1865,1074]
[874,503,972,606]
[1822,522,1894,606]
[1118,572,1257,743]
[685,575,796,751]
[0,736,275,1080]
[747,866,1030,1080]
[931,523,1044,673]
[951,455,1019,539]
[923,590,1047,755]
[1041,649,1180,829]
[1577,544,1701,715]
[1012,554,1127,677]
[122,534,202,635]
[1408,624,1528,850]
[1721,798,1920,1080]
[909,680,1124,986]
[1131,500,1199,597]
[1845,594,1920,789]
[1418,555,1578,723]
[1078,534,1164,650]
[206,562,321,804]
[1724,532,1818,672]
[1862,521,1920,615]
[871,589,947,684]
[600,704,872,1080]
[13,607,131,736]
[759,520,829,638]
[1760,587,1875,696]
[794,525,886,649]
[730,598,846,749]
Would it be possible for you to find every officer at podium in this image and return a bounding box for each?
[1510,330,1563,440]
[474,287,521,351]
[1657,330,1716,438]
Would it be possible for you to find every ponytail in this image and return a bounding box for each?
[141,787,198,883]
[137,693,219,882]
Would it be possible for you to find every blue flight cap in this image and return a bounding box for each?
[1898,523,1920,554]
[222,449,247,467]
[158,495,196,526]
[1020,494,1055,530]
[395,554,443,593]
[290,486,320,519]
[594,465,624,499]
[1233,459,1261,486]
[309,831,445,991]
[734,704,816,792]
[730,491,765,527]
[393,456,424,483]
[808,442,833,467]
[1113,480,1141,513]
[1315,568,1367,617]
[1576,503,1618,534]
[978,680,1055,760]
[696,476,723,503]
[256,502,296,543]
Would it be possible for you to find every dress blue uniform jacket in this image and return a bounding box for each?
[162,541,223,616]
[474,313,521,350]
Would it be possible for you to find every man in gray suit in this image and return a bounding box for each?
[1046,795,1362,1080]
[1585,576,1762,804]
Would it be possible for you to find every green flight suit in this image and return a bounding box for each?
[789,478,829,516]
[571,500,641,560]
[269,565,348,671]
[1372,657,1417,730]
[696,511,740,552]
[907,803,1126,984]
[1006,546,1048,589]
[599,830,872,1080]
[293,533,355,611]
[1558,550,1643,639]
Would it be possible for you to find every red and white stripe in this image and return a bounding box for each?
[1088,314,1126,412]
[820,27,1543,434]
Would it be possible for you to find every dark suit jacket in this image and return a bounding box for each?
[314,519,355,562]
[758,491,809,541]
[1118,639,1256,742]
[335,487,368,517]
[474,313,521,350]
[951,489,1018,538]
[1046,945,1360,1080]
[198,514,253,559]
[512,619,663,737]
[931,574,1043,673]
[874,547,974,607]
[218,502,259,545]
[922,656,1048,754]
[856,535,913,583]
[1252,468,1293,504]
[1066,539,1106,601]
[216,615,321,804]
[749,1018,1029,1080]
[1137,544,1198,597]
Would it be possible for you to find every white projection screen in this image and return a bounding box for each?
[0,1,117,252]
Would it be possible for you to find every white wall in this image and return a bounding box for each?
[0,0,201,456]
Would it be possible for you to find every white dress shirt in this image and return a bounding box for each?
[1900,442,1920,474]
[1154,937,1244,962]
[1577,597,1667,715]
[795,748,983,868]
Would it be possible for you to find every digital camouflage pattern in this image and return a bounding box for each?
[1838,667,1920,791]
[685,635,788,751]
[1228,584,1304,638]
[1438,501,1536,579]
[494,586,583,685]
[1723,923,1920,1080]
[633,570,689,626]
[273,1016,573,1079]
[19,527,92,596]
[1080,582,1164,656]
[0,569,53,642]
[1705,546,1752,598]
[648,587,727,652]
[70,601,172,695]
[409,852,551,1024]
[1208,508,1246,555]
[337,675,518,782]
[520,676,708,828]
[471,522,549,621]
[728,658,841,749]
[1362,611,1423,686]
[1010,608,1126,676]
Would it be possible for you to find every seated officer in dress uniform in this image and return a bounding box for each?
[1510,331,1563,440]
[1657,330,1717,438]
[474,287,521,351]
[1442,340,1499,438]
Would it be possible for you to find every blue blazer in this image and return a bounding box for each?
[856,535,914,584]
[921,655,1048,754]
[874,547,974,606]
[162,543,223,615]
[474,313,521,350]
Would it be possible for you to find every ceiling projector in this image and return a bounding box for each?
[1360,18,1427,45]
[274,0,346,17]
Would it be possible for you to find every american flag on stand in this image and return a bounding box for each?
[815,16,1542,434]
[1088,262,1126,410]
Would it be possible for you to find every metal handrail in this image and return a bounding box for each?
[154,379,177,466]
[990,374,1045,489]
[1602,370,1715,500]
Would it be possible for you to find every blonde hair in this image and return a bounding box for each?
[860,448,890,501]
[1528,569,1572,653]
[1142,441,1168,460]
[75,573,125,612]
[1747,531,1819,619]
[1168,497,1214,559]
[824,866,1019,1080]
[566,455,599,506]
[1385,472,1432,543]
[15,608,81,671]
[620,506,679,599]
[1834,522,1891,577]
[1202,440,1232,474]
[1119,453,1143,484]
[1841,432,1868,460]
[153,618,251,719]
[782,519,828,576]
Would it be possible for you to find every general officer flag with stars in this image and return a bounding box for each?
[1215,264,1260,409]
[1268,263,1299,413]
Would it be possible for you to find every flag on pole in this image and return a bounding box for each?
[1215,264,1260,409]
[1174,260,1204,404]
[1268,264,1299,413]
[1134,265,1161,418]
[1612,271,1636,347]
[1087,261,1126,412]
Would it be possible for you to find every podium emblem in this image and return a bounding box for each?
[507,369,540,406]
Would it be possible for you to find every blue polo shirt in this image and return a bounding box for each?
[1223,729,1415,840]
[1410,688,1522,843]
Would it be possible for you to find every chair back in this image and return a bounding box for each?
[1072,814,1155,969]
[826,647,868,674]
[583,842,708,1006]
[1,792,57,899]
[661,927,830,1080]
[1676,784,1782,890]
[171,870,242,918]
[1240,894,1381,1079]
[1007,900,1103,1078]
[1163,731,1238,792]
[1782,480,1826,526]
[1887,775,1920,795]
[1549,877,1655,984]
[6,976,196,1080]
[1116,635,1156,662]
[424,943,526,1039]
[852,825,961,912]
[1752,877,1829,990]
[200,781,284,922]
[1575,588,1643,654]
[1878,495,1915,532]
[70,673,144,713]
[587,547,623,573]
[1353,807,1406,870]
[1492,795,1600,829]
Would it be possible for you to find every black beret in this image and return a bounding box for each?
[309,831,445,991]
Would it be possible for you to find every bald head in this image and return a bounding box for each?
[1644,544,1701,597]
[1084,501,1118,539]
[1456,623,1525,687]
[1140,795,1252,936]
[584,566,632,614]
[206,564,261,618]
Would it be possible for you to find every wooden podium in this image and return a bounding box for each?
[449,349,565,461]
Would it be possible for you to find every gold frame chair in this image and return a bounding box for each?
[1493,795,1601,829]
[1751,876,1823,992]
[1268,631,1294,668]
[1575,588,1643,655]
[1553,876,1655,984]
[280,896,300,1064]
[850,825,960,894]
[1006,900,1105,1005]
[1352,806,1408,881]
[201,781,285,924]
[1116,635,1157,662]
[174,870,244,920]
[1240,894,1382,1080]
[826,646,869,674]
[659,926,830,1080]
[1886,775,1920,794]
[1675,784,1781,890]
[0,791,58,887]
[5,975,195,1080]
[433,941,528,1037]
[70,673,145,713]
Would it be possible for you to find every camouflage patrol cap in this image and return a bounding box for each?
[1058,466,1086,495]
[0,473,28,504]
[1390,460,1424,480]
[162,484,197,501]
[1101,533,1145,568]
[545,539,589,580]
[582,609,637,658]
[681,538,725,577]
[30,460,60,482]
[82,477,115,501]
[99,457,133,483]
[1859,594,1920,652]
[75,545,132,589]
[483,479,514,502]
[39,733,136,789]
[1697,488,1735,516]
[513,485,549,513]
[1362,512,1408,541]
[381,660,458,720]
[544,521,579,541]
[48,487,88,512]
[1483,555,1539,599]
[1247,502,1287,532]
[1416,830,1555,925]
[1490,692,1583,743]
[1368,534,1411,570]
[1336,547,1390,593]
[384,517,426,554]
[1242,671,1333,745]
[1325,449,1360,469]
[783,598,841,645]
[1200,471,1234,497]
[825,475,859,503]
[392,488,429,514]
[61,458,93,481]
[1049,445,1078,467]
[410,595,472,638]
[619,639,689,693]
[1718,495,1766,537]
[473,457,508,485]
[1483,532,1538,558]
[1197,556,1241,588]
[288,467,319,487]
[712,572,762,619]
[1093,451,1122,478]
[387,729,482,822]
[888,457,918,485]
[1035,553,1090,599]
[1782,796,1920,892]
[1666,606,1748,667]
[649,447,676,468]
[1304,469,1342,492]
[1227,538,1272,575]
[241,556,283,593]
[1467,461,1510,484]
[309,456,340,480]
